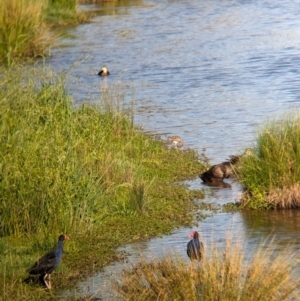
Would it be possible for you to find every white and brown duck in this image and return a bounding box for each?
[98,65,110,76]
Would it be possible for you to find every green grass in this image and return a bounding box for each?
[0,0,51,66]
[238,112,300,209]
[0,0,88,66]
[46,0,87,25]
[0,66,206,300]
[114,238,300,301]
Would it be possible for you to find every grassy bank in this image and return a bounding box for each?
[238,113,300,209]
[114,238,300,301]
[0,66,206,300]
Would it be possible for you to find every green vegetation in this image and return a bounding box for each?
[0,66,206,300]
[0,0,50,66]
[238,113,300,209]
[0,0,87,66]
[114,238,300,301]
[46,0,86,25]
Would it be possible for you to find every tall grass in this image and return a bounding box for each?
[0,68,97,236]
[0,0,51,65]
[0,66,137,236]
[46,0,86,25]
[114,238,300,301]
[0,0,88,65]
[238,112,300,209]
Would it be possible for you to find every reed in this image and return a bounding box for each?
[0,0,51,65]
[114,238,300,301]
[238,112,300,209]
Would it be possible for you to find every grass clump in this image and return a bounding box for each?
[46,0,87,25]
[238,112,300,209]
[0,0,88,65]
[114,238,300,301]
[0,0,51,65]
[0,66,206,300]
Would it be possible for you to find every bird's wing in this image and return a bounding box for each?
[187,241,192,258]
[208,165,224,178]
[187,240,199,258]
[27,251,56,274]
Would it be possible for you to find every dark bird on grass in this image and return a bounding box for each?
[199,155,240,183]
[98,65,110,76]
[187,231,204,261]
[27,234,69,289]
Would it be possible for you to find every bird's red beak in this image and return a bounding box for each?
[64,235,70,240]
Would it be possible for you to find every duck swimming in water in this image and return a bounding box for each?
[98,65,110,76]
[199,148,253,184]
[199,155,240,183]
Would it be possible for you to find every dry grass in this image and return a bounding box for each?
[264,183,300,209]
[113,238,300,301]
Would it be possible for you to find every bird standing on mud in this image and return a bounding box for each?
[98,65,110,76]
[27,234,69,289]
[187,231,204,261]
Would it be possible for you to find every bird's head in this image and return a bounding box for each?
[189,231,199,238]
[59,234,69,241]
[98,65,109,76]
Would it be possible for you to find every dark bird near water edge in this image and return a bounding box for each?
[27,234,69,289]
[187,231,204,261]
[199,155,240,183]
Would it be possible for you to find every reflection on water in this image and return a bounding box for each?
[54,0,300,298]
[201,180,232,189]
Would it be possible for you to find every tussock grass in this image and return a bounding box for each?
[0,0,88,65]
[238,113,300,209]
[0,0,51,65]
[114,238,300,301]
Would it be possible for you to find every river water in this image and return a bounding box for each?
[52,0,300,299]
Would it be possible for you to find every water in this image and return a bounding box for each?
[52,0,300,298]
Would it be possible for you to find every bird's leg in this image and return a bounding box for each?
[44,273,52,289]
[48,274,52,289]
